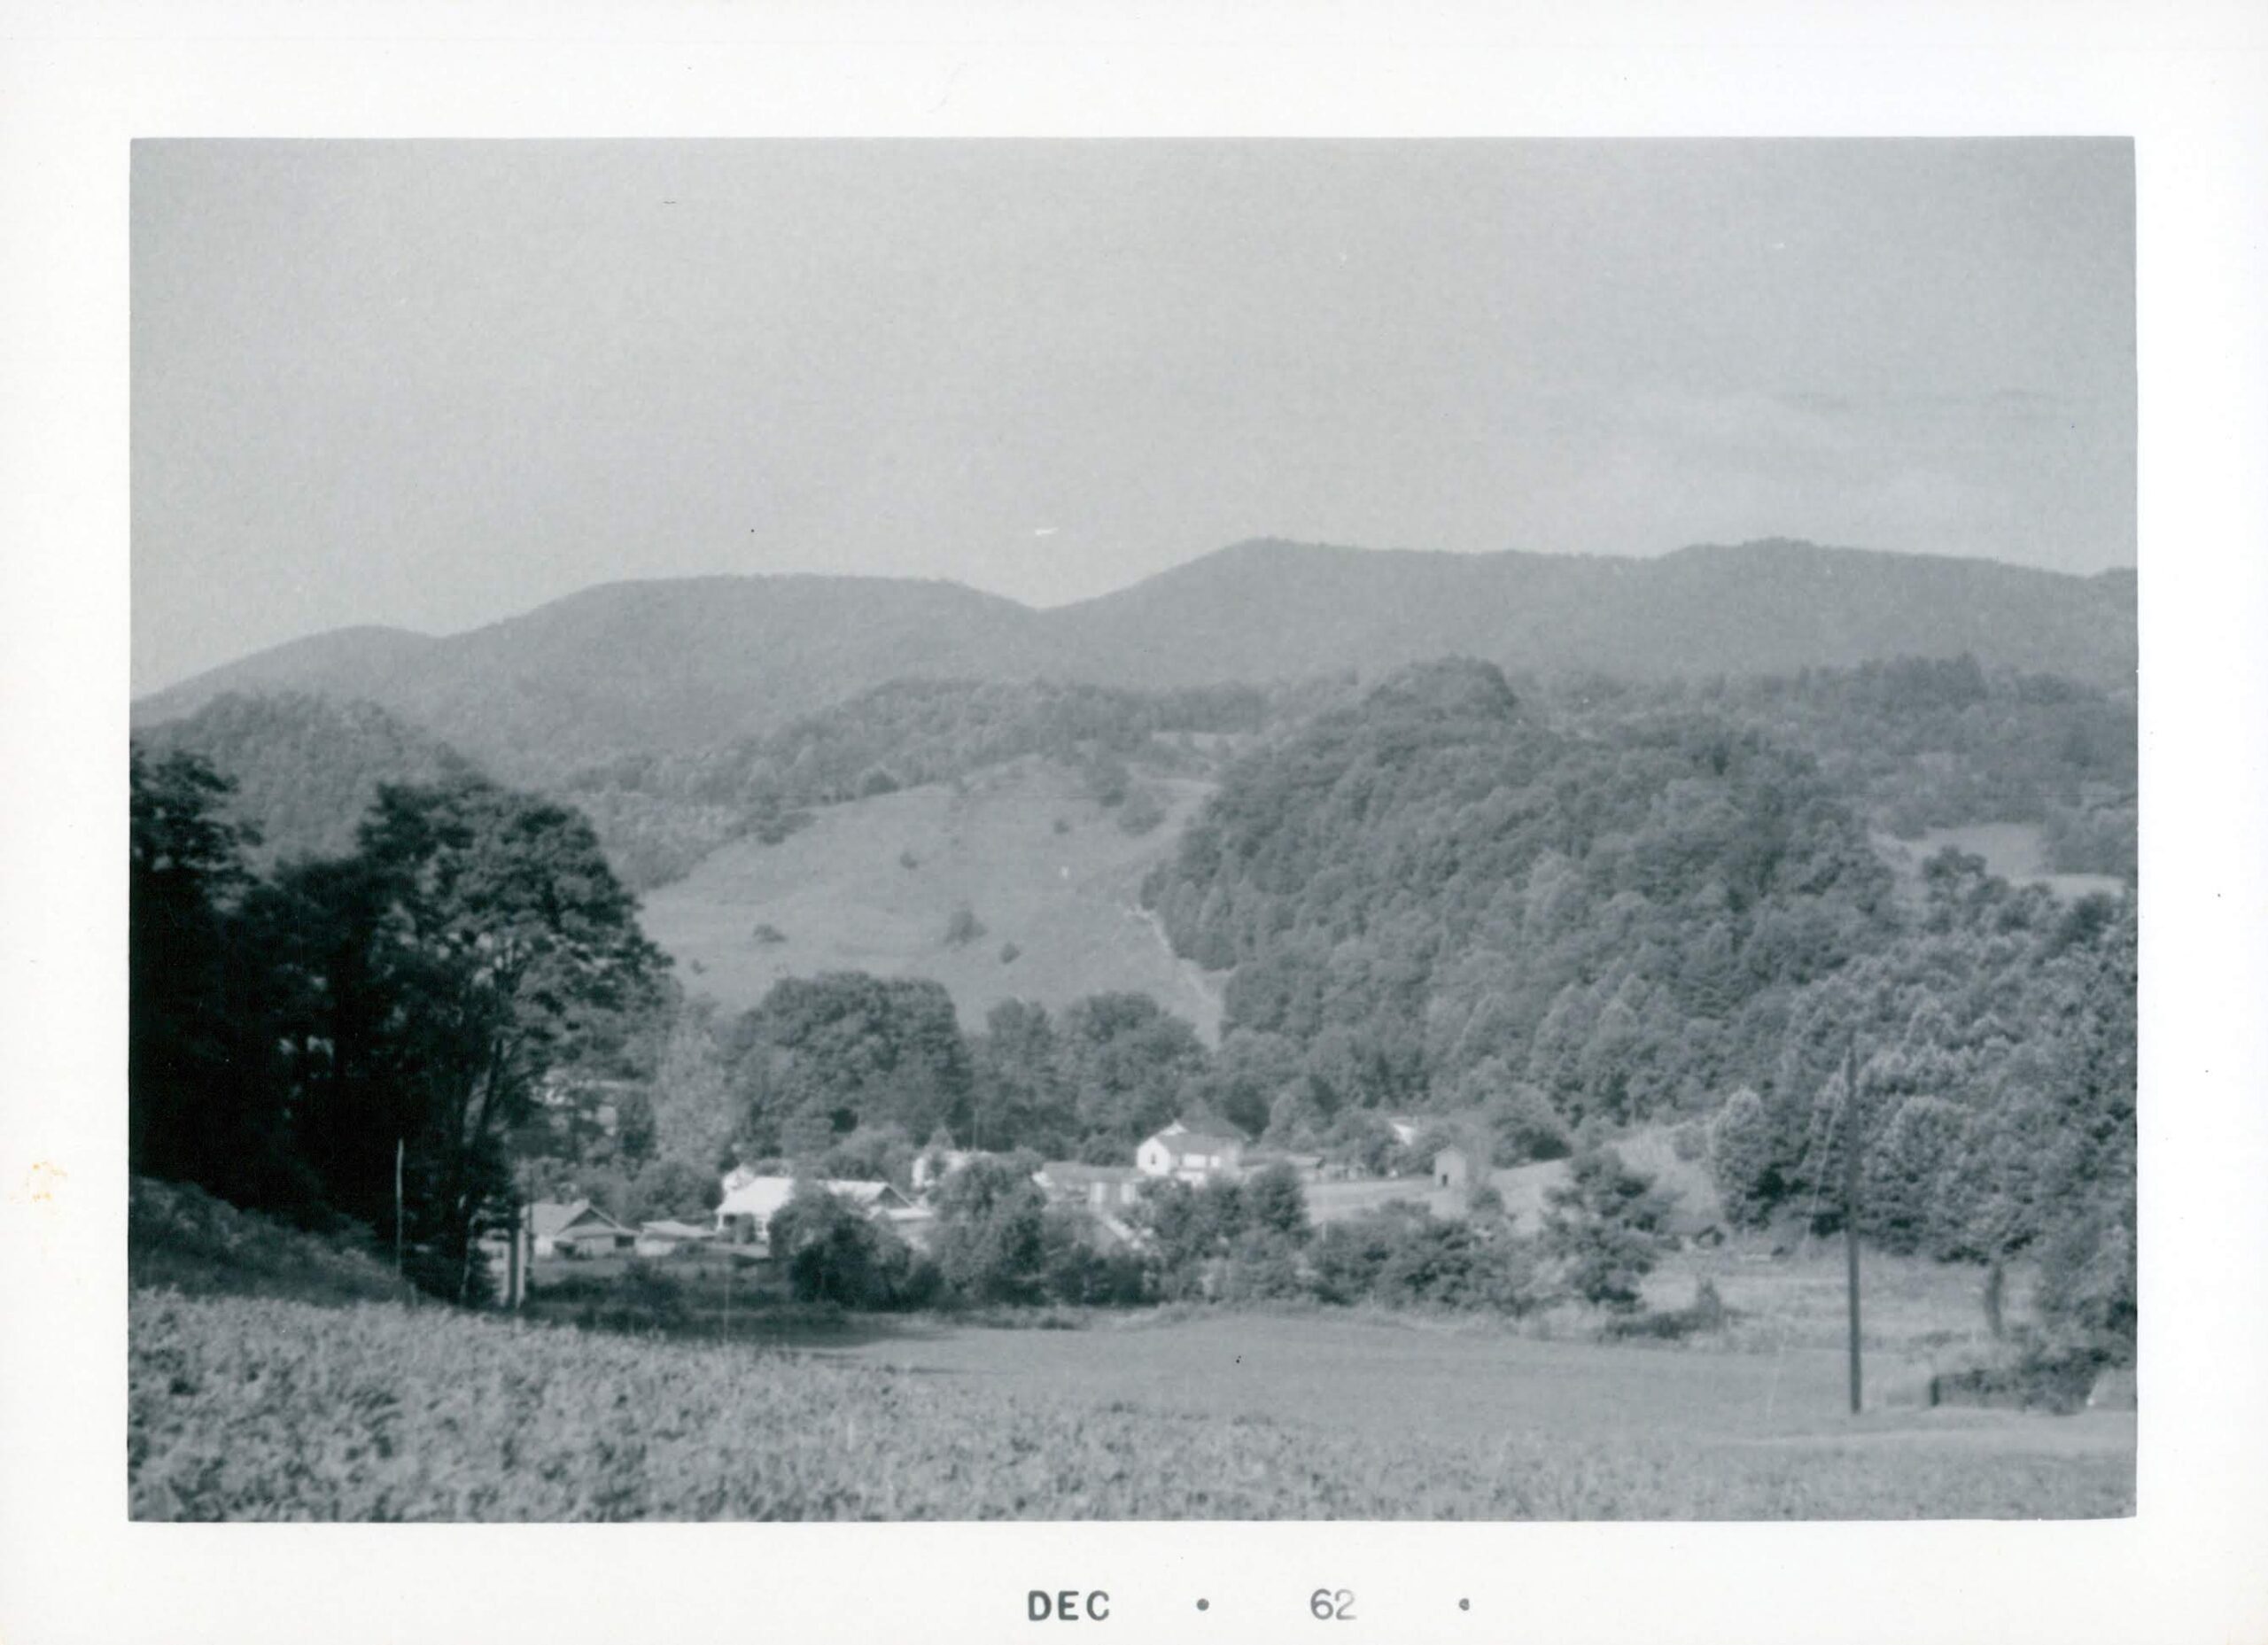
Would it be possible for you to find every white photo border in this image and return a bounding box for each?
[3,4,2264,1641]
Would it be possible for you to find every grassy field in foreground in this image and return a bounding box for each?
[130,1288,2132,1521]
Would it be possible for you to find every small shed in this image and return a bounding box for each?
[1432,1145,1474,1192]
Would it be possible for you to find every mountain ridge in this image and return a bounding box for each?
[135,537,2136,782]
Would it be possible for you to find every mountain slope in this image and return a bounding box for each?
[134,538,2136,785]
[1044,538,2137,691]
[136,576,1052,783]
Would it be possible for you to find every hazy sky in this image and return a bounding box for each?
[132,140,2134,694]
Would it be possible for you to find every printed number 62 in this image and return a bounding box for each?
[1310,1589,1355,1621]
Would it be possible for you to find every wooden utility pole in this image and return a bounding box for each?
[393,1137,406,1279]
[506,1182,523,1310]
[1843,1035,1863,1416]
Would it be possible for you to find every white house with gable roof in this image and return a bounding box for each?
[1136,1121,1246,1184]
[713,1170,932,1253]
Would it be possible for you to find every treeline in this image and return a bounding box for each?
[561,678,1279,888]
[130,745,664,1301]
[723,978,1213,1168]
[755,1146,1687,1326]
[1707,852,2136,1361]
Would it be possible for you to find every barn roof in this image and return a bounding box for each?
[1148,1129,1243,1160]
[713,1176,909,1224]
[528,1200,630,1239]
[1037,1161,1140,1185]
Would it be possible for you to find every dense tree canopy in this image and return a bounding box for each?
[729,973,975,1159]
[130,749,664,1300]
[130,747,307,1210]
[1146,658,1897,1122]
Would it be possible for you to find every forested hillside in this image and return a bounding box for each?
[1146,658,1899,1118]
[1127,657,2134,1358]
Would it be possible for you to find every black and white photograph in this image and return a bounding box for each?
[5,8,2267,1642]
[122,138,2137,1522]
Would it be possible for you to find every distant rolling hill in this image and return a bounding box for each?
[134,539,2136,785]
[136,575,1051,785]
[1042,537,2137,693]
[637,756,1228,1037]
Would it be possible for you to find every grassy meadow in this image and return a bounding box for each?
[129,1264,2132,1521]
[638,757,1227,1035]
[1874,820,2127,904]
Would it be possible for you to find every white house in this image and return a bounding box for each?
[1136,1125,1246,1183]
[713,1174,920,1253]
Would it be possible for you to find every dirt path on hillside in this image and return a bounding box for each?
[1124,901,1224,1037]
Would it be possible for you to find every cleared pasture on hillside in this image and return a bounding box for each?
[1874,821,2127,904]
[638,757,1226,1035]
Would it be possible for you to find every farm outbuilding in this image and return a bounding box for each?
[1432,1145,1474,1191]
[528,1200,634,1259]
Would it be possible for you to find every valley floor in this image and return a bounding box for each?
[129,1282,2132,1522]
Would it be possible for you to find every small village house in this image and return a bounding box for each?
[528,1199,635,1259]
[1136,1121,1247,1183]
[713,1171,926,1254]
[1034,1160,1145,1213]
[633,1219,718,1258]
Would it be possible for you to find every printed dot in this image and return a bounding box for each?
[1460,1599,1472,1611]
[1196,1599,1210,1611]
